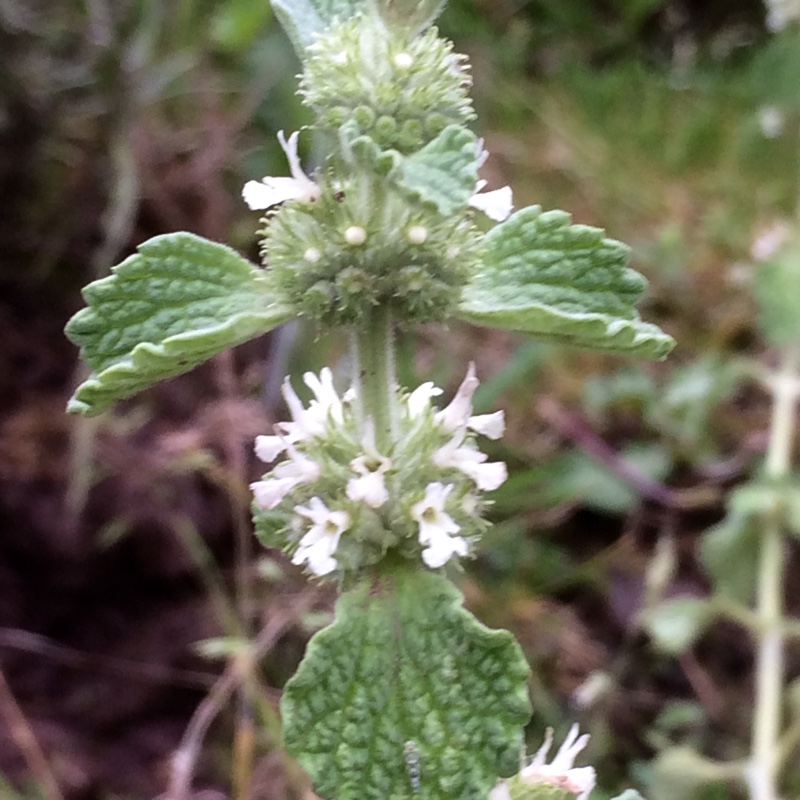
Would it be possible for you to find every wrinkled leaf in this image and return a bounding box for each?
[399,125,479,216]
[458,206,674,358]
[282,569,531,800]
[642,597,713,655]
[66,233,292,415]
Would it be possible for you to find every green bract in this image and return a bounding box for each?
[281,569,531,800]
[66,233,292,415]
[458,207,675,359]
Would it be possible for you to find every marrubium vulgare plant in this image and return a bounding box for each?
[65,1,673,798]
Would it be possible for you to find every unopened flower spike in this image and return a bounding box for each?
[242,129,321,210]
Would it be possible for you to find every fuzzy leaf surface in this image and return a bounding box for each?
[458,206,674,358]
[399,125,479,216]
[66,233,292,415]
[272,0,365,54]
[282,569,531,800]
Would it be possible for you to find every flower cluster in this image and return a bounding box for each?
[490,725,596,800]
[250,365,507,578]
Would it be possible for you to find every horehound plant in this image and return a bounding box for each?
[64,1,673,798]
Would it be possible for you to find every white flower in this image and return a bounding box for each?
[250,445,321,509]
[435,363,506,439]
[302,367,344,431]
[411,482,468,568]
[519,724,596,800]
[292,497,350,576]
[242,130,321,210]
[254,434,287,464]
[469,139,513,222]
[347,453,391,508]
[469,181,513,222]
[407,382,443,418]
[432,429,507,491]
[282,367,344,441]
[254,368,345,465]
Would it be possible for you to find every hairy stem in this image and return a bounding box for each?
[750,345,800,800]
[352,308,397,449]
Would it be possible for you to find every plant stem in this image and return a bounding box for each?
[351,308,397,449]
[750,345,800,800]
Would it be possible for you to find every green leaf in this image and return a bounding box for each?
[642,597,713,655]
[271,0,366,54]
[66,233,293,416]
[282,569,531,800]
[727,479,800,537]
[753,236,800,346]
[648,747,733,800]
[552,444,671,515]
[699,514,759,603]
[457,206,675,358]
[399,125,479,216]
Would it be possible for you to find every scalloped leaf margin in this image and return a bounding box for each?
[282,569,531,800]
[66,232,293,416]
[457,206,675,359]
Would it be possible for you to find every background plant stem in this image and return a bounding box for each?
[750,345,800,800]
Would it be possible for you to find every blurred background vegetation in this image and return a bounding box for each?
[1,0,799,798]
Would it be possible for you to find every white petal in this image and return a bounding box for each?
[305,367,343,424]
[273,448,321,483]
[569,767,596,800]
[407,382,442,418]
[254,435,287,463]
[435,363,479,432]
[550,723,589,770]
[295,496,330,525]
[251,477,298,509]
[460,459,507,491]
[421,532,467,568]
[469,185,513,222]
[282,377,308,427]
[305,548,338,576]
[242,177,313,210]
[278,130,307,183]
[527,728,554,772]
[347,472,389,508]
[468,410,505,439]
[488,782,511,800]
